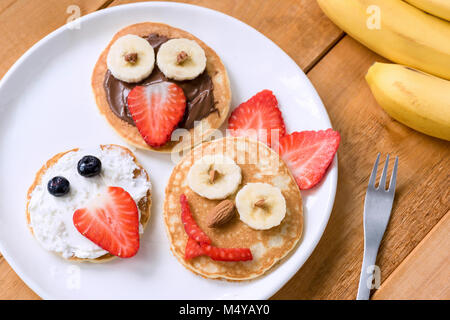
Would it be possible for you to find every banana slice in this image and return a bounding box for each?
[156,38,206,81]
[187,155,242,200]
[235,183,286,230]
[107,34,155,83]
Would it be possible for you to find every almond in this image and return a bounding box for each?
[209,168,217,184]
[176,51,189,64]
[124,52,138,64]
[207,199,235,228]
[254,199,266,208]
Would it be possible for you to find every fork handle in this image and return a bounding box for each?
[356,245,380,300]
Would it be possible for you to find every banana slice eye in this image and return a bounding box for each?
[107,34,155,83]
[187,155,242,200]
[156,38,207,81]
[236,183,286,230]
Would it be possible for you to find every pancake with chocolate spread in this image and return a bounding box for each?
[92,23,231,152]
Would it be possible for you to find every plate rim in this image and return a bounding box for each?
[0,1,337,300]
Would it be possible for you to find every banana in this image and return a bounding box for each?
[187,155,242,200]
[366,62,450,141]
[235,183,286,230]
[404,0,450,21]
[317,0,450,80]
[107,34,155,83]
[156,38,206,81]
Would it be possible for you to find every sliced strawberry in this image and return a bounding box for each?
[278,129,340,190]
[184,239,252,262]
[180,194,211,245]
[227,89,286,147]
[201,244,253,262]
[73,186,140,258]
[184,238,205,260]
[127,82,186,147]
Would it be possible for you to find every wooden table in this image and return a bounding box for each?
[0,0,448,300]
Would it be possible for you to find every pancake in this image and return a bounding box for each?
[26,144,152,263]
[164,137,303,280]
[91,22,231,153]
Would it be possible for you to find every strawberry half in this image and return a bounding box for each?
[73,186,140,258]
[278,129,340,190]
[180,194,211,245]
[227,89,286,147]
[127,82,186,147]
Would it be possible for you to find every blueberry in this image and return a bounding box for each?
[77,155,102,177]
[47,176,70,197]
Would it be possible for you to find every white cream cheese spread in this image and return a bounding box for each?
[28,146,151,259]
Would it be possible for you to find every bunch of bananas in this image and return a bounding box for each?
[317,0,450,141]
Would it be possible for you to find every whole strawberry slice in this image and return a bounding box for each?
[127,82,186,147]
[278,129,340,190]
[180,194,211,245]
[227,89,286,147]
[73,186,140,258]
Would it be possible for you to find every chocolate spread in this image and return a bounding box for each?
[104,34,216,129]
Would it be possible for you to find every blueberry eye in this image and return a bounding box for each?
[77,155,102,177]
[47,176,70,197]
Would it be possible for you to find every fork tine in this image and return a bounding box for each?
[379,154,390,190]
[388,156,399,192]
[368,153,380,188]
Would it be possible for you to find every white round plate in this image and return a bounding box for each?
[0,2,337,299]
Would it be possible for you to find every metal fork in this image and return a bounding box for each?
[356,153,398,300]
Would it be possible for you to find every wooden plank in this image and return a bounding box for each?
[0,0,108,78]
[0,259,40,300]
[0,0,16,14]
[108,0,344,72]
[372,212,450,300]
[272,35,450,300]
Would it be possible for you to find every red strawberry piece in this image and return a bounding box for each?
[180,194,211,245]
[184,239,253,262]
[73,186,140,258]
[278,129,340,190]
[227,89,286,147]
[127,82,186,147]
[184,238,205,260]
[201,244,253,262]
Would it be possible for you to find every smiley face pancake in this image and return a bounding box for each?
[26,144,151,262]
[92,22,231,153]
[164,137,303,280]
